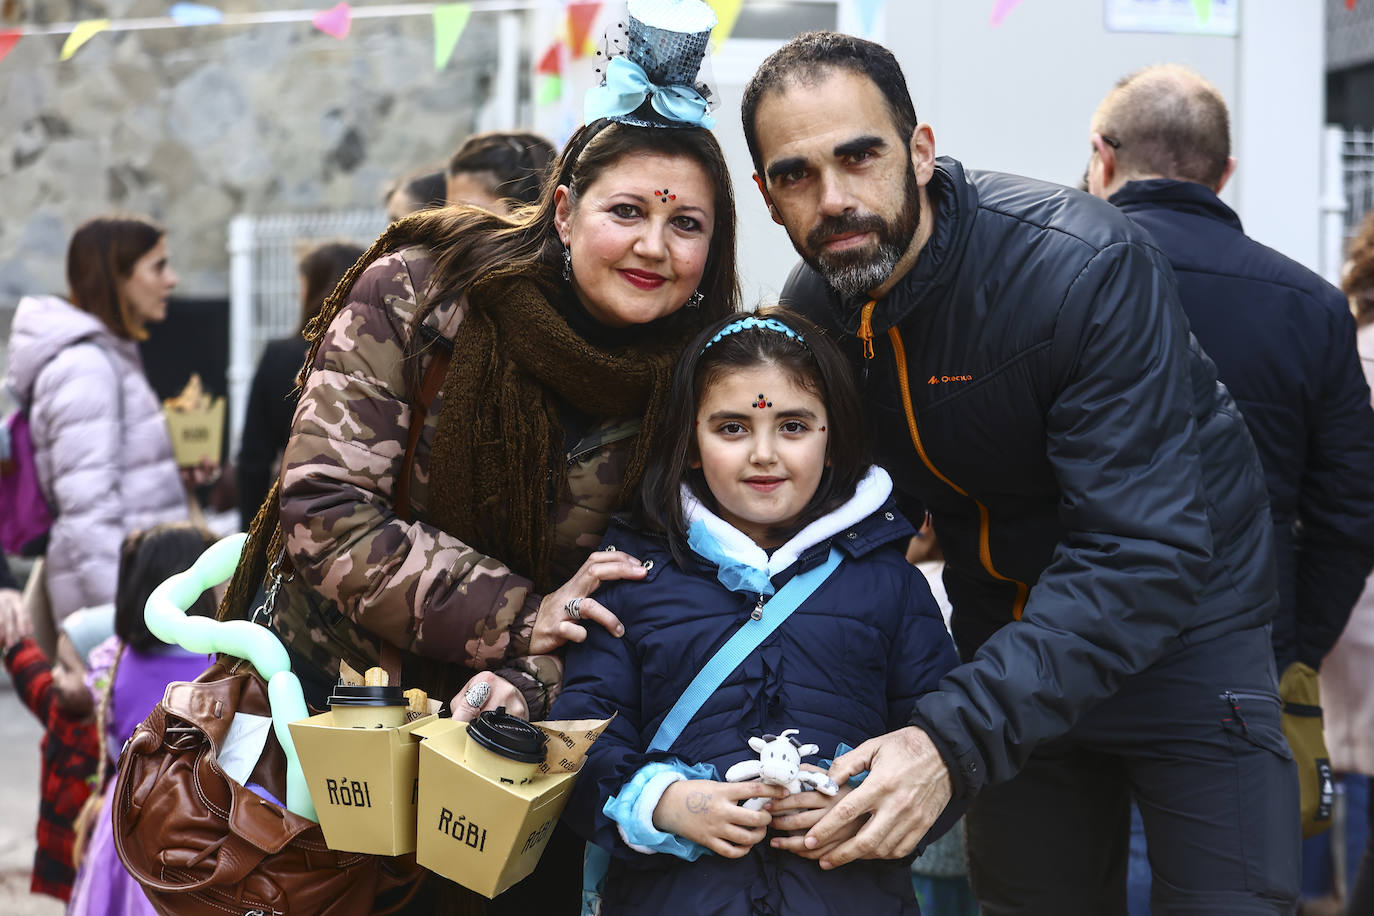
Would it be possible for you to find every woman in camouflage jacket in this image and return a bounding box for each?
[221,118,739,723]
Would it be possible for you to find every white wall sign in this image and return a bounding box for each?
[1105,0,1239,37]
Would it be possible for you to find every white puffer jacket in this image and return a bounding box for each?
[5,295,187,621]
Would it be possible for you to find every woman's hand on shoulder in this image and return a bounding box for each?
[449,671,528,723]
[530,549,647,655]
[652,779,786,859]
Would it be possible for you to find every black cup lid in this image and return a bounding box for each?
[467,707,547,764]
[328,684,407,708]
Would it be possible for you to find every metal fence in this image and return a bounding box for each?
[1346,127,1374,235]
[227,209,386,454]
[1322,126,1374,287]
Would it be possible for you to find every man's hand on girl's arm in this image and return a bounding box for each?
[652,779,786,859]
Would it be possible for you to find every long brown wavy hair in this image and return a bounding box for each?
[1346,209,1374,325]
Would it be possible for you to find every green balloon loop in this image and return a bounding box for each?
[143,533,317,821]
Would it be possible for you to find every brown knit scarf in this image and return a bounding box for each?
[430,272,686,591]
[221,213,689,622]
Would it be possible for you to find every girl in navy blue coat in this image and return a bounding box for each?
[553,307,960,915]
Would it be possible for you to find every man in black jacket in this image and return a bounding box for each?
[745,33,1298,913]
[1088,64,1374,686]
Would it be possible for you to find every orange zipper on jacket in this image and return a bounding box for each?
[862,301,1030,620]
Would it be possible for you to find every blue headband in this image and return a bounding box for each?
[701,316,808,354]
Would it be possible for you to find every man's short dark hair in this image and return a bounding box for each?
[1095,64,1230,188]
[741,31,917,180]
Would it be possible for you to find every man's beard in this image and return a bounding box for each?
[797,163,921,299]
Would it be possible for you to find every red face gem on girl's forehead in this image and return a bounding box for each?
[753,394,771,409]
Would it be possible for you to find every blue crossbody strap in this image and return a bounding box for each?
[647,547,843,753]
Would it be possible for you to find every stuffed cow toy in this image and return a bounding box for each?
[724,729,840,811]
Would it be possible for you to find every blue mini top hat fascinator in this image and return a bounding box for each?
[584,0,719,130]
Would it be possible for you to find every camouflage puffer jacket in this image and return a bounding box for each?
[268,245,639,716]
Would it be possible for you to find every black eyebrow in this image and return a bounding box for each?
[765,156,806,183]
[834,135,887,159]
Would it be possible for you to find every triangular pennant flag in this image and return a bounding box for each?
[536,41,562,76]
[707,0,743,49]
[432,3,470,71]
[989,0,1023,27]
[312,2,351,39]
[1350,0,1359,10]
[169,2,224,25]
[1191,0,1212,24]
[856,0,884,36]
[567,2,600,59]
[538,73,563,107]
[60,19,110,60]
[0,28,20,63]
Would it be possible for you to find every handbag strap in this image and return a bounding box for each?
[381,337,451,684]
[647,547,843,753]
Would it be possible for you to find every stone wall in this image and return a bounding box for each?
[0,0,501,311]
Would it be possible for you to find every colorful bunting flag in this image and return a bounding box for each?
[432,2,470,70]
[0,28,20,63]
[536,41,562,76]
[60,19,109,60]
[1347,0,1357,9]
[989,0,1023,27]
[1191,0,1212,25]
[169,2,224,26]
[312,2,351,39]
[567,2,599,59]
[706,0,743,49]
[855,0,884,36]
[538,73,563,106]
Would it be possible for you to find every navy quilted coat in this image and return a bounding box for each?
[553,496,960,916]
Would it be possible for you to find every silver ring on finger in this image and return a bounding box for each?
[564,597,583,621]
[464,681,491,709]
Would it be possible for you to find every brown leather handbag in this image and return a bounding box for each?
[112,659,419,916]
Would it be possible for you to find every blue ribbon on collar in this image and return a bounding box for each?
[687,520,774,597]
[584,56,716,130]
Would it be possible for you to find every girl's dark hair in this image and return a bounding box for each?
[447,131,558,208]
[297,241,365,332]
[114,522,217,652]
[384,170,448,215]
[637,305,868,563]
[66,214,165,342]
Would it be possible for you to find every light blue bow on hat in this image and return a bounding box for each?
[585,56,716,130]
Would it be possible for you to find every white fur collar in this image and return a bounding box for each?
[681,466,893,579]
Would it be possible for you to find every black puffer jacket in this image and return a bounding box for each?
[782,157,1278,799]
[1113,179,1374,672]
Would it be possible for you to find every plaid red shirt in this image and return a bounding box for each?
[4,638,99,902]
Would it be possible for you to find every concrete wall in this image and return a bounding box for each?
[0,1,499,311]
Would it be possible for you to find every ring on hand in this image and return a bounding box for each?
[564,597,583,621]
[464,681,491,709]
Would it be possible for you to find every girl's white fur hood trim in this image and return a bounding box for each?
[680,466,893,578]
